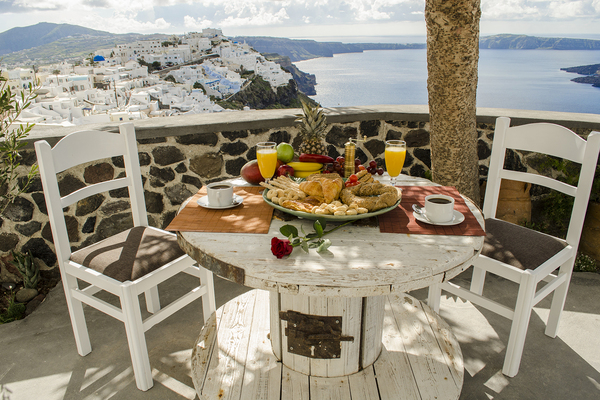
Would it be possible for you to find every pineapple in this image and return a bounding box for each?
[295,100,328,155]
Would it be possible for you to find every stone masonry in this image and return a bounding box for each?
[1,105,599,282]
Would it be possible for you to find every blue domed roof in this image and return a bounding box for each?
[93,55,105,62]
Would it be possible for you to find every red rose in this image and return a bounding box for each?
[271,237,293,259]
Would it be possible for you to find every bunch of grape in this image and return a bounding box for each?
[367,160,384,175]
[324,157,384,175]
[325,156,364,174]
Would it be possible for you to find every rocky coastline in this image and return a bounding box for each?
[561,63,600,88]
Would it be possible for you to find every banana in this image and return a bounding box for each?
[287,161,323,171]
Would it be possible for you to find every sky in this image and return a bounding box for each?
[1,0,600,40]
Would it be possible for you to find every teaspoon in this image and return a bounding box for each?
[412,204,430,221]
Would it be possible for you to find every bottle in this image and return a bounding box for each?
[343,135,365,178]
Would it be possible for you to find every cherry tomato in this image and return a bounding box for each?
[345,181,360,187]
[358,165,366,171]
[348,174,358,183]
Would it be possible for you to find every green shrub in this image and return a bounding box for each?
[0,294,26,324]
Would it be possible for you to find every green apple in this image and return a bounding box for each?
[277,142,294,163]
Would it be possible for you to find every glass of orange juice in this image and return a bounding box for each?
[385,140,406,187]
[256,142,277,184]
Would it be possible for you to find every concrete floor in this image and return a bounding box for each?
[1,270,599,400]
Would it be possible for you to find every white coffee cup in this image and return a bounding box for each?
[424,194,455,223]
[207,182,234,207]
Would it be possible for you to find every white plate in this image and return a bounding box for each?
[413,210,465,226]
[197,194,244,209]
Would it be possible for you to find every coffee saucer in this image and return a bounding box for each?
[197,195,243,209]
[413,210,465,226]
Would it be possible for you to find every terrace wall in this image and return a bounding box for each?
[2,105,600,282]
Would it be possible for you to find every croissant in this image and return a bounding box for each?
[300,177,343,203]
[299,180,323,198]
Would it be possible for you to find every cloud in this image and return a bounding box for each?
[219,7,290,27]
[184,15,214,30]
[2,0,65,12]
[481,0,600,20]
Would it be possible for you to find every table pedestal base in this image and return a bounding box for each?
[270,292,385,377]
[191,289,463,400]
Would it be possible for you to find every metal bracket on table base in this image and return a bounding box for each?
[279,310,354,359]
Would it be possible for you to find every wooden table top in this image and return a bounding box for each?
[177,175,485,297]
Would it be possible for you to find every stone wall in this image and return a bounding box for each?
[2,105,600,282]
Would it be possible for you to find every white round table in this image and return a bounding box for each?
[178,175,484,399]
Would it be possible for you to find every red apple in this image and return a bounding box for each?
[240,160,264,185]
[277,164,295,177]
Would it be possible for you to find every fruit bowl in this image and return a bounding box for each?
[262,189,401,222]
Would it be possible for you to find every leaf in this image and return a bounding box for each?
[317,239,332,253]
[280,225,298,238]
[313,220,324,237]
[301,241,309,253]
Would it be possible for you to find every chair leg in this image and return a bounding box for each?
[199,267,216,324]
[503,271,536,377]
[545,259,575,338]
[427,283,442,313]
[63,274,92,356]
[120,282,153,391]
[145,286,160,314]
[470,266,486,295]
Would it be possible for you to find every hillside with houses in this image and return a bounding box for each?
[1,28,311,127]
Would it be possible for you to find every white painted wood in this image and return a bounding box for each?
[388,294,461,400]
[240,290,282,400]
[308,296,329,377]
[325,296,361,377]
[270,291,282,361]
[310,375,351,400]
[280,293,311,375]
[361,296,385,368]
[347,367,380,400]
[201,289,257,400]
[191,306,222,395]
[420,299,464,387]
[276,294,365,377]
[178,184,484,297]
[281,367,310,400]
[34,124,217,392]
[191,290,463,400]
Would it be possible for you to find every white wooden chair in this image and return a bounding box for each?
[34,123,216,391]
[428,117,600,377]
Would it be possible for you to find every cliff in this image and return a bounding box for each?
[233,36,425,62]
[218,76,316,110]
[263,53,317,95]
[480,34,600,50]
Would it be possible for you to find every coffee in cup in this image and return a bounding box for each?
[424,194,455,223]
[207,182,234,207]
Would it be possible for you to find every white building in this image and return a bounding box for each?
[5,68,36,90]
[202,28,223,38]
[183,34,212,54]
[255,59,293,88]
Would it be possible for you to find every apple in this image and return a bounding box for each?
[277,143,294,163]
[277,164,295,177]
[241,159,284,184]
[240,160,264,184]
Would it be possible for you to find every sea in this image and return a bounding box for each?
[294,35,600,115]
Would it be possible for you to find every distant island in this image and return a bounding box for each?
[561,64,600,88]
[479,34,600,50]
